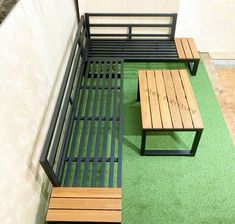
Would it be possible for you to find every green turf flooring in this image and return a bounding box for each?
[122,61,235,224]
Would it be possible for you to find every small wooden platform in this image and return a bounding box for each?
[46,187,122,223]
[175,38,200,60]
[137,69,203,156]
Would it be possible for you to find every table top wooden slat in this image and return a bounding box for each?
[146,70,162,129]
[187,38,200,59]
[179,70,203,129]
[163,70,183,129]
[171,70,193,129]
[139,70,152,129]
[154,70,173,129]
[175,38,186,59]
[181,38,193,59]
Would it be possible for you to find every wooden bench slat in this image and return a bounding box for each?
[146,70,162,129]
[155,70,172,129]
[49,198,121,210]
[187,38,200,59]
[163,70,183,129]
[181,38,193,59]
[175,38,186,59]
[179,70,203,129]
[46,209,121,223]
[171,70,193,129]
[51,187,122,199]
[139,70,152,129]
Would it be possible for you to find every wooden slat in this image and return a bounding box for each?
[46,210,121,223]
[51,187,122,199]
[171,70,193,129]
[181,38,193,59]
[49,198,121,210]
[187,38,200,59]
[163,70,183,129]
[154,70,172,129]
[175,38,186,59]
[139,70,152,129]
[146,70,162,129]
[179,70,203,129]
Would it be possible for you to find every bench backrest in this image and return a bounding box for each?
[39,16,88,186]
[85,13,177,40]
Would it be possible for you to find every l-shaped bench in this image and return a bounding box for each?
[40,13,200,223]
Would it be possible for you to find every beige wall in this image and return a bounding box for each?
[79,0,180,14]
[0,0,76,223]
[176,0,235,59]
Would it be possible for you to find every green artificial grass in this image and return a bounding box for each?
[122,61,235,224]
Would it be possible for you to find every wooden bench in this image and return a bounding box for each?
[137,69,203,156]
[46,187,122,223]
[175,38,200,75]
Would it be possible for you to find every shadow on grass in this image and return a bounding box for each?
[123,100,142,136]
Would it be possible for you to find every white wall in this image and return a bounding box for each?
[79,0,179,14]
[0,0,76,223]
[176,0,235,59]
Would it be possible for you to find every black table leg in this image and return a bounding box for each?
[137,79,140,102]
[190,130,203,156]
[188,59,199,76]
[140,129,203,156]
[140,130,146,156]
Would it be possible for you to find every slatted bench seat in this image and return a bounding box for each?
[85,13,200,76]
[137,69,203,156]
[40,17,123,223]
[46,187,122,223]
[61,58,123,188]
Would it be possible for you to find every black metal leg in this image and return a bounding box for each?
[188,60,199,76]
[137,79,140,101]
[140,129,203,156]
[190,130,203,156]
[140,130,146,156]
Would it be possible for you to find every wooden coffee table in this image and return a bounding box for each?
[137,69,203,156]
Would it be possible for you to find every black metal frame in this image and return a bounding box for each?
[85,13,177,40]
[141,129,203,156]
[39,16,87,186]
[85,13,199,76]
[62,58,123,188]
[40,12,200,189]
[40,13,124,189]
